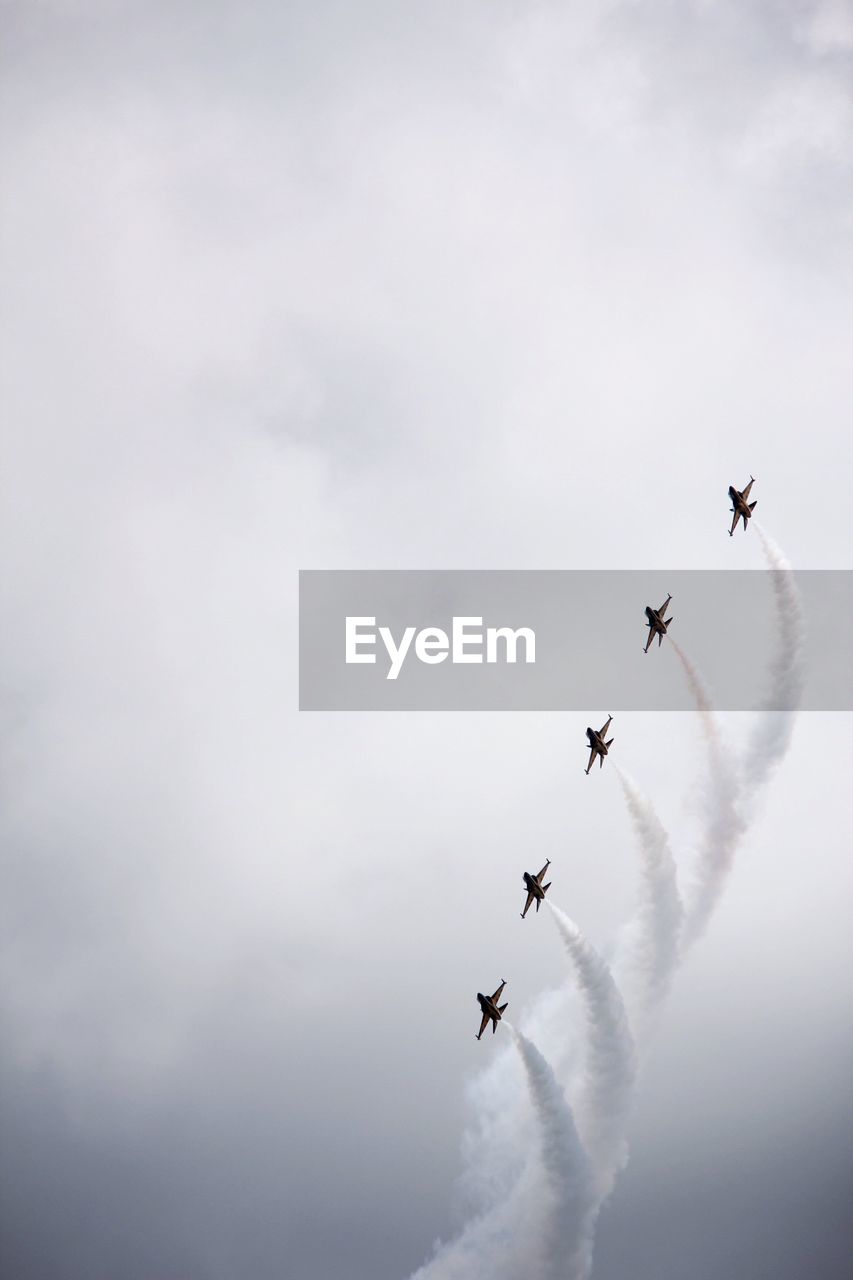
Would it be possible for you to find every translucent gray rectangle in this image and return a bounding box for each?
[298,570,850,711]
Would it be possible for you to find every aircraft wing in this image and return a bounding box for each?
[477,1011,490,1040]
[741,477,754,501]
[521,890,535,919]
[599,716,612,737]
[536,860,550,883]
[586,746,597,774]
[729,508,740,535]
[658,595,671,617]
[491,981,506,1003]
[643,628,654,653]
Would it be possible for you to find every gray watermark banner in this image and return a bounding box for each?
[298,570,851,711]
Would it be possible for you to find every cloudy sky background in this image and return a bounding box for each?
[1,1,852,1277]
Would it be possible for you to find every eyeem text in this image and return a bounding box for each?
[345,616,536,680]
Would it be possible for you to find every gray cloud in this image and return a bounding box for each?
[1,1,852,1277]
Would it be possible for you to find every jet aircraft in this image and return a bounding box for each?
[643,594,673,652]
[521,861,552,918]
[585,716,614,774]
[476,980,508,1039]
[728,476,757,536]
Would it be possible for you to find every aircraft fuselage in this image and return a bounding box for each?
[523,872,545,899]
[477,994,500,1018]
[645,606,666,632]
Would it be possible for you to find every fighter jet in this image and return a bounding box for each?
[728,476,757,536]
[585,715,614,774]
[476,980,508,1039]
[521,861,552,918]
[643,594,673,652]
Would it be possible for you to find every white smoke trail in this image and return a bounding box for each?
[613,765,684,1038]
[547,903,636,1196]
[744,525,806,790]
[508,1027,596,1280]
[410,528,804,1280]
[670,638,723,753]
[676,529,804,944]
[435,989,582,1256]
[671,641,747,948]
[408,1024,595,1280]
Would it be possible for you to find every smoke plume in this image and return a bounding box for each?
[410,528,803,1280]
[613,765,684,1038]
[677,530,804,944]
[672,641,747,948]
[408,1025,595,1280]
[745,526,806,790]
[547,903,636,1196]
[509,1027,596,1280]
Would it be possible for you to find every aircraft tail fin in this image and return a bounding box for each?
[498,1002,508,1014]
[542,882,551,895]
[748,501,757,512]
[664,617,673,630]
[605,737,614,748]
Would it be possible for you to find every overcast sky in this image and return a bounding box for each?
[1,2,852,1278]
